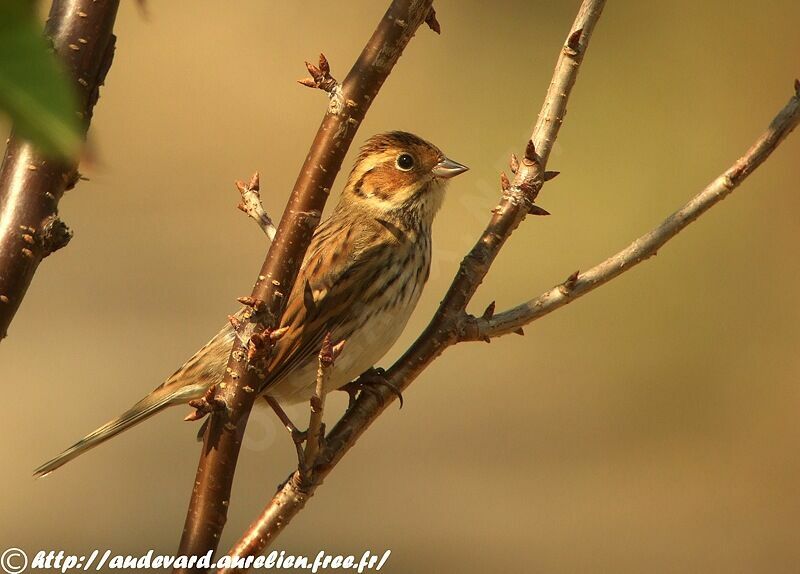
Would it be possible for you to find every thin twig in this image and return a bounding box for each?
[301,334,344,481]
[175,1,437,569]
[220,1,606,565]
[0,0,119,340]
[235,173,276,241]
[460,86,800,342]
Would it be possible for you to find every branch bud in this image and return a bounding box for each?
[558,270,580,295]
[482,300,496,320]
[425,7,441,34]
[565,28,583,55]
[524,140,537,164]
[500,172,511,192]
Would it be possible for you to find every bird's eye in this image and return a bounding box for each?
[396,153,415,171]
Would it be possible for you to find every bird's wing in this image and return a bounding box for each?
[263,215,393,391]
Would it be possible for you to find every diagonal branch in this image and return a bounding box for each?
[460,85,800,342]
[219,0,606,566]
[175,1,437,569]
[0,0,119,340]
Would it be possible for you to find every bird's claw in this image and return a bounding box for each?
[341,367,404,409]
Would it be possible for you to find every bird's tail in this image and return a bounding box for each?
[34,322,235,477]
[33,383,201,478]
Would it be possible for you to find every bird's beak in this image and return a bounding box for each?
[432,157,469,179]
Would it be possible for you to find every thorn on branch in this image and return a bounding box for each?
[565,28,583,56]
[482,301,496,320]
[509,153,519,174]
[424,6,441,34]
[513,327,525,336]
[524,140,538,165]
[500,172,511,192]
[795,78,800,96]
[558,270,580,295]
[544,170,560,181]
[235,172,277,241]
[479,303,495,343]
[528,205,551,216]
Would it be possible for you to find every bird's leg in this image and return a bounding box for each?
[263,334,344,476]
[339,382,360,410]
[264,396,306,466]
[340,367,404,409]
[184,384,226,422]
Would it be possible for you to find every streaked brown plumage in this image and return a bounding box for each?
[35,131,468,476]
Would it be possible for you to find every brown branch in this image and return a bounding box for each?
[0,0,119,340]
[219,0,606,566]
[460,85,800,342]
[175,1,436,570]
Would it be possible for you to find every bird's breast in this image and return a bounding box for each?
[268,240,430,404]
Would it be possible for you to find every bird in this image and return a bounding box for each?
[34,131,468,477]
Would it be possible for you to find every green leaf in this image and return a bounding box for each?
[0,0,81,159]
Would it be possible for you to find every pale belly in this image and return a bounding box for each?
[266,280,423,405]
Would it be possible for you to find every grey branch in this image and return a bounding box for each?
[214,0,800,568]
[460,87,800,342]
[533,3,605,167]
[218,1,608,567]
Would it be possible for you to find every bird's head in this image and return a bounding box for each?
[340,131,468,227]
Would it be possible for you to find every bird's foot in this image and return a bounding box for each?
[340,367,404,410]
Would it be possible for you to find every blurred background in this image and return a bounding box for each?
[2,1,799,572]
